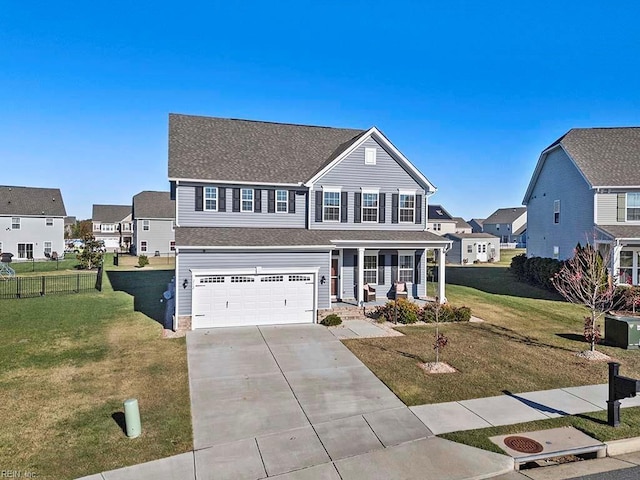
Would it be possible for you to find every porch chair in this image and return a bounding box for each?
[363,283,376,302]
[393,282,408,300]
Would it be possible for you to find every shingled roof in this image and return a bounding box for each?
[0,185,67,216]
[484,207,527,225]
[92,204,131,223]
[168,114,366,184]
[132,191,175,219]
[547,128,640,187]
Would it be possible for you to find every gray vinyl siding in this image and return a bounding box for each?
[446,240,462,264]
[526,147,595,259]
[596,191,640,225]
[133,218,175,255]
[341,249,427,300]
[176,250,330,315]
[311,138,427,230]
[0,216,65,260]
[177,183,306,228]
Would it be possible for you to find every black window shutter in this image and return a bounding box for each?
[232,188,240,212]
[170,181,176,200]
[617,193,626,222]
[268,190,275,213]
[391,254,398,283]
[341,192,348,223]
[353,255,358,296]
[315,191,323,222]
[195,186,203,211]
[218,188,226,212]
[354,192,362,223]
[379,193,386,223]
[288,190,296,214]
[415,194,423,224]
[415,251,422,284]
[253,189,261,212]
[391,194,399,223]
[378,254,385,285]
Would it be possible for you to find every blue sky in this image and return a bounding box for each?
[2,1,639,220]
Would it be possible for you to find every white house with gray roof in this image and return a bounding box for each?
[92,204,132,250]
[0,185,67,260]
[444,233,500,264]
[132,191,175,256]
[426,204,457,235]
[524,127,640,286]
[169,113,451,330]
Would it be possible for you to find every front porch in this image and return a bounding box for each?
[328,244,449,307]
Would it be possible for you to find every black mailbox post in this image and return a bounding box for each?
[607,362,640,427]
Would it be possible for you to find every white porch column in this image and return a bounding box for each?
[423,248,428,298]
[357,247,365,305]
[612,243,622,286]
[438,247,446,304]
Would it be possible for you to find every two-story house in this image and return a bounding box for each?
[482,207,527,247]
[0,185,67,259]
[132,191,176,256]
[426,205,457,235]
[524,127,640,285]
[92,204,133,251]
[452,217,473,234]
[169,114,451,330]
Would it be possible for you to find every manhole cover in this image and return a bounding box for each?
[504,436,544,454]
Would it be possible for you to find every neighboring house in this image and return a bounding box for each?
[169,114,452,330]
[92,205,133,250]
[468,218,485,233]
[445,233,500,264]
[426,205,457,235]
[64,216,76,238]
[452,217,473,234]
[0,185,67,260]
[132,191,176,256]
[523,127,640,286]
[482,207,527,247]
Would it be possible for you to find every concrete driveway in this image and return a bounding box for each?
[184,324,512,480]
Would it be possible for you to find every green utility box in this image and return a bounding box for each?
[605,313,640,349]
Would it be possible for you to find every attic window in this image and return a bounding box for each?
[46,218,53,226]
[12,217,20,230]
[364,148,377,165]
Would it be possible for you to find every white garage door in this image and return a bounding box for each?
[192,272,315,328]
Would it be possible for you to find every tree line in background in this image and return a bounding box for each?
[65,220,93,239]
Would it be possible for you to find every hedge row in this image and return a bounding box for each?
[509,254,564,291]
[373,298,472,324]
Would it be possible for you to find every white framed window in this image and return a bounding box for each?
[276,190,288,213]
[364,255,377,284]
[433,223,441,231]
[171,220,175,231]
[0,241,3,253]
[467,244,473,253]
[17,243,33,259]
[554,200,560,224]
[241,188,253,212]
[323,189,341,222]
[364,147,377,165]
[11,217,20,230]
[205,186,217,211]
[122,222,131,232]
[46,218,53,226]
[399,193,415,223]
[496,223,500,230]
[399,255,414,282]
[143,220,150,231]
[44,241,52,255]
[553,245,560,259]
[140,241,147,252]
[362,191,379,223]
[170,241,176,251]
[627,193,640,221]
[101,224,115,232]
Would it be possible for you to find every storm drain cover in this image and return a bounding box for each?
[503,436,544,454]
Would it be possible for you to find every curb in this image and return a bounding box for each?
[606,436,640,456]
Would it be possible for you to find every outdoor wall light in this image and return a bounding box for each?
[320,275,326,284]
[182,279,189,289]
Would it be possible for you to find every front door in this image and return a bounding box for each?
[477,243,487,262]
[331,258,339,298]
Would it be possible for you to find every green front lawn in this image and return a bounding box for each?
[0,266,191,480]
[345,262,640,406]
[9,254,80,275]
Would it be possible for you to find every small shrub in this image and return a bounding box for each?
[422,303,471,323]
[320,314,342,326]
[138,255,149,267]
[374,299,421,324]
[510,253,563,291]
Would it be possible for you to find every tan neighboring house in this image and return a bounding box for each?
[426,205,457,235]
[452,217,473,234]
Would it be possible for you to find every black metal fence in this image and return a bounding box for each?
[0,267,103,299]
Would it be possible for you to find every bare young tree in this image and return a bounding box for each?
[551,243,618,352]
